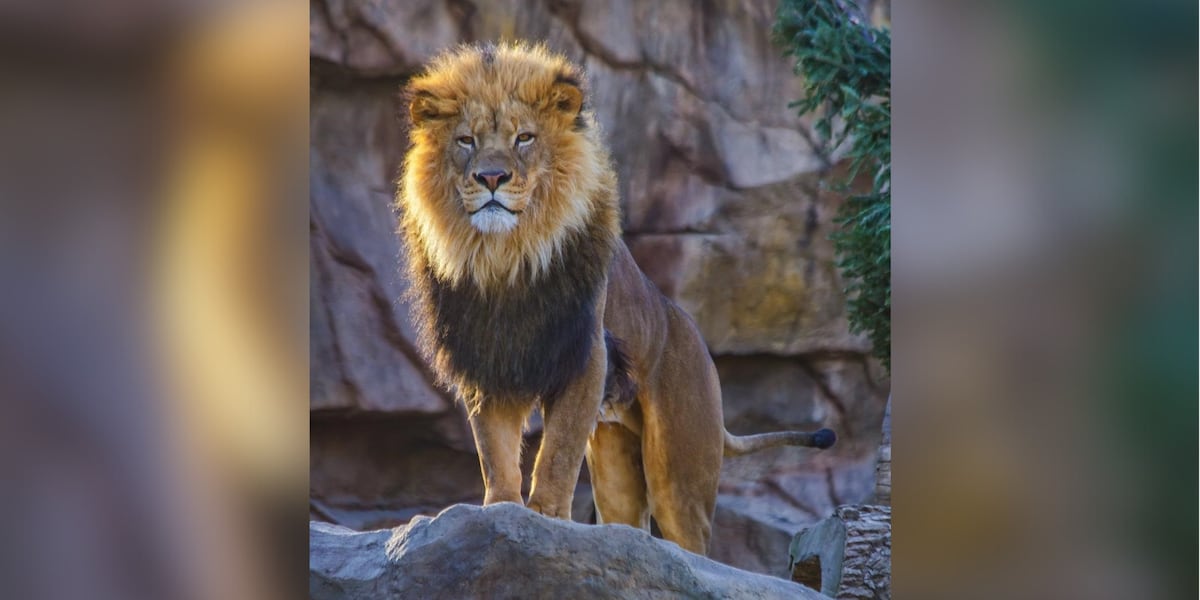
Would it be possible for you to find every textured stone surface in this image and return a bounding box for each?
[789,510,848,597]
[875,397,892,505]
[625,179,867,355]
[711,494,804,577]
[788,504,892,600]
[309,0,891,576]
[310,503,832,600]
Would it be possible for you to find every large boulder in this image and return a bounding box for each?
[310,503,831,599]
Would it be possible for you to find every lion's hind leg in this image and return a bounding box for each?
[640,322,725,555]
[586,422,650,529]
[642,425,720,555]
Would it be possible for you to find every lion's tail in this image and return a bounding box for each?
[722,428,837,458]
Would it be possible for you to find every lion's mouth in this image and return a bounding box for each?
[469,199,521,215]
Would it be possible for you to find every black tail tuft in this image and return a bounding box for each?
[812,428,837,449]
[603,330,637,405]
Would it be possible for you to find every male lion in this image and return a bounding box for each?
[398,42,835,554]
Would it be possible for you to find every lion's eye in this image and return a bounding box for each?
[515,132,535,146]
[456,136,475,148]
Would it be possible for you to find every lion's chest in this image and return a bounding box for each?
[420,228,612,401]
[428,276,598,400]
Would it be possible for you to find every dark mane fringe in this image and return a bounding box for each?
[402,217,617,413]
[603,330,637,406]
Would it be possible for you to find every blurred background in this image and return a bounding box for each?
[309,0,891,577]
[0,1,307,599]
[0,0,1191,599]
[894,1,1195,598]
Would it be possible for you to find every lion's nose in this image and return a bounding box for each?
[473,169,512,192]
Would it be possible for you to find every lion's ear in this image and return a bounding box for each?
[409,90,456,126]
[549,79,583,117]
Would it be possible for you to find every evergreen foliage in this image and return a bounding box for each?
[774,0,891,370]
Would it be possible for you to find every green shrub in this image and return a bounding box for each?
[774,0,891,370]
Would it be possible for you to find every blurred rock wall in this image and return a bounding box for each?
[310,0,889,576]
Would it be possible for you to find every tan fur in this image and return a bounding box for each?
[399,42,834,555]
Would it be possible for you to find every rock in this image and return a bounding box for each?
[623,176,866,356]
[874,397,891,505]
[310,0,468,76]
[711,454,878,574]
[711,494,804,577]
[788,504,891,600]
[309,415,483,530]
[310,503,832,600]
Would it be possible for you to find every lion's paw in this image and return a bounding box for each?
[526,499,569,520]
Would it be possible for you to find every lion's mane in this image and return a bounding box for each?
[398,42,622,408]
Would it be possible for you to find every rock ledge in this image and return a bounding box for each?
[311,502,830,599]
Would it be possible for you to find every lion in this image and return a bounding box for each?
[398,42,836,555]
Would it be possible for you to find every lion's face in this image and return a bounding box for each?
[400,42,618,288]
[405,43,588,234]
[446,101,545,234]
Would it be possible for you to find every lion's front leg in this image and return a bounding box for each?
[467,398,530,506]
[527,330,607,520]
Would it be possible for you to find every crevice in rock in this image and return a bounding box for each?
[782,288,808,347]
[622,232,732,241]
[312,0,351,67]
[310,497,341,525]
[797,358,849,421]
[794,349,873,362]
[762,479,821,518]
[320,229,452,407]
[546,0,645,71]
[643,69,829,186]
[445,0,478,41]
[542,0,822,160]
[859,353,890,393]
[656,129,737,193]
[646,67,814,138]
[795,121,834,170]
[824,466,843,507]
[312,219,367,410]
[349,4,410,70]
[311,57,414,89]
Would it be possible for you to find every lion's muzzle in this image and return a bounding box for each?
[468,198,521,233]
[469,199,520,215]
